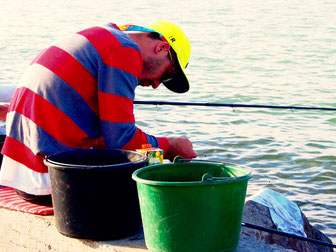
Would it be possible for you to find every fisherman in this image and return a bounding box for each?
[0,20,198,205]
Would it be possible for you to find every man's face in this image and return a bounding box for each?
[138,52,174,89]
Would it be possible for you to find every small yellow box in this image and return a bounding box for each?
[136,144,164,165]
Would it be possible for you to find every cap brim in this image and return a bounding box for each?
[163,56,190,93]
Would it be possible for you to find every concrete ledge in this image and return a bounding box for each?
[0,208,147,252]
[0,207,292,252]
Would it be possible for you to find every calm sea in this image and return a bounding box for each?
[1,0,335,243]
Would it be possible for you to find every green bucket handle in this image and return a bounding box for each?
[173,156,252,184]
[201,173,237,182]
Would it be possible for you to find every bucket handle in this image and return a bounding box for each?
[201,173,235,182]
[174,156,238,178]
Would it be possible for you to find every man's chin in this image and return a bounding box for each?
[139,80,154,87]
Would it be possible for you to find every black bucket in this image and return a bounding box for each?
[44,149,148,240]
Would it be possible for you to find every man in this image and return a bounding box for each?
[0,20,197,204]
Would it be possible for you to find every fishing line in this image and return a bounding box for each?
[134,101,336,111]
[242,222,336,248]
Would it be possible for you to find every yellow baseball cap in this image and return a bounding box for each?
[119,21,191,93]
[146,21,191,93]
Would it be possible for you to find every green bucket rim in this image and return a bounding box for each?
[132,161,252,187]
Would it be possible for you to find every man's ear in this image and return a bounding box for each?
[154,41,170,54]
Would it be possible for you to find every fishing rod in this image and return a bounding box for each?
[134,101,336,111]
[242,222,336,249]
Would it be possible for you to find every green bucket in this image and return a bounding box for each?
[132,158,252,252]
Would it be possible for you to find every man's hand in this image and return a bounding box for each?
[165,137,198,162]
[0,104,9,121]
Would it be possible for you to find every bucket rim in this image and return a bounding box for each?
[44,149,148,170]
[132,161,252,186]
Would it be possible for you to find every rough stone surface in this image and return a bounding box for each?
[0,207,292,252]
[0,207,146,252]
[242,200,334,252]
[1,200,333,252]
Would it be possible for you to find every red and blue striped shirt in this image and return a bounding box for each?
[0,23,169,195]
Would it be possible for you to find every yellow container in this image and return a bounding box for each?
[136,144,164,165]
